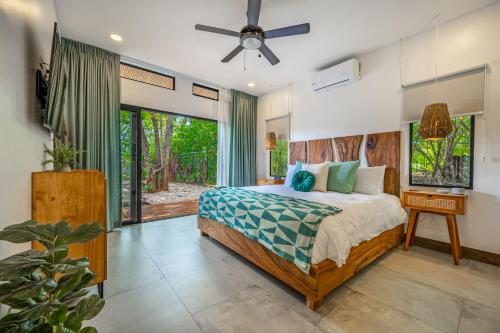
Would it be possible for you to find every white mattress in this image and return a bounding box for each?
[245,185,407,267]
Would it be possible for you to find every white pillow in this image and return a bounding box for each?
[353,166,386,195]
[301,162,330,192]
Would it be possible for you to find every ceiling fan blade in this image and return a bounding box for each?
[221,45,244,63]
[195,24,240,37]
[247,0,262,27]
[259,44,280,65]
[264,23,310,39]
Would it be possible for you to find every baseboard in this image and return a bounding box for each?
[412,236,500,267]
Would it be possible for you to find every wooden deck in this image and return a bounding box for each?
[122,199,199,222]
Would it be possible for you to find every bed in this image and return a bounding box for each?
[198,131,405,310]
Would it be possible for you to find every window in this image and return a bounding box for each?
[266,115,290,177]
[270,140,288,177]
[120,63,175,90]
[409,115,474,189]
[192,83,219,101]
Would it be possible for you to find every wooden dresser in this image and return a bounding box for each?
[32,170,107,296]
[402,190,467,265]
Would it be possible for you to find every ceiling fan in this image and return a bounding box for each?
[195,0,310,65]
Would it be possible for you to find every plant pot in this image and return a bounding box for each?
[61,165,72,172]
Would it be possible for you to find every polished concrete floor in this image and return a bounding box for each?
[89,215,500,333]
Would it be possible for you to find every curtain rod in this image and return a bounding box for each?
[402,64,486,89]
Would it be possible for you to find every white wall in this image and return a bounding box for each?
[257,3,500,254]
[0,0,57,258]
[121,74,219,120]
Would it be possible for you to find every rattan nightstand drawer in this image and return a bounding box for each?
[402,191,467,215]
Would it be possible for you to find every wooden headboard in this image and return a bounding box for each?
[288,131,401,196]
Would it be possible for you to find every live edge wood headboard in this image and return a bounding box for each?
[289,131,401,196]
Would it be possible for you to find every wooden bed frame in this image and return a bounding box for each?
[198,131,402,310]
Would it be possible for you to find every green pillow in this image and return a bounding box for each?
[292,171,316,192]
[327,160,361,193]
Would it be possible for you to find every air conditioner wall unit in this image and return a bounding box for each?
[311,59,361,92]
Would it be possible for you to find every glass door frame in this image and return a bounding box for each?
[121,104,142,225]
[121,103,218,225]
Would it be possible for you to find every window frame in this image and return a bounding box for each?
[192,83,219,101]
[409,115,475,190]
[120,63,176,91]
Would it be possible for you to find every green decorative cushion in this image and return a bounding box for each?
[292,171,316,192]
[327,160,361,193]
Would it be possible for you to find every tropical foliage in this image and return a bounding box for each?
[270,139,288,177]
[43,140,81,171]
[410,115,473,188]
[120,111,217,193]
[0,221,105,333]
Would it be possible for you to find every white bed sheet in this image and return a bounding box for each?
[245,185,407,267]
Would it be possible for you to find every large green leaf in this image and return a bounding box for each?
[18,303,56,321]
[0,312,34,332]
[52,268,94,299]
[63,312,82,332]
[68,223,103,244]
[59,289,89,307]
[0,250,47,280]
[49,304,68,325]
[80,327,98,333]
[0,279,56,303]
[74,295,105,320]
[0,221,57,246]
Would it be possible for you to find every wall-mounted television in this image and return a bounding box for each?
[36,22,59,132]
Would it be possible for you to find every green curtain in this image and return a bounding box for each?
[45,38,121,231]
[228,90,257,187]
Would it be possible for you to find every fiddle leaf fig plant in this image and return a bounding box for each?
[43,140,81,171]
[0,221,105,333]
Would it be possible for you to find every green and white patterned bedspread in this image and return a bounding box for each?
[198,187,342,273]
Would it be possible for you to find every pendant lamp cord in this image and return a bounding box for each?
[433,18,440,102]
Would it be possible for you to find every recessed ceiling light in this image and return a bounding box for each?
[248,82,255,87]
[110,34,123,42]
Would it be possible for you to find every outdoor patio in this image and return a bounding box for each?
[122,182,211,222]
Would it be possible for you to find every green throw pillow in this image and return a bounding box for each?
[292,171,316,192]
[327,160,361,193]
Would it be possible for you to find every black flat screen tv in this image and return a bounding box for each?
[36,22,59,132]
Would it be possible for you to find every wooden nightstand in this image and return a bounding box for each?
[401,190,467,265]
[257,178,285,186]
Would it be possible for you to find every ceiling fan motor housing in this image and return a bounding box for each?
[240,26,265,50]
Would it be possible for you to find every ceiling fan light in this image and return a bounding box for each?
[242,36,262,50]
[418,103,453,140]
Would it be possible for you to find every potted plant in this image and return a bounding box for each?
[0,220,105,332]
[43,139,81,172]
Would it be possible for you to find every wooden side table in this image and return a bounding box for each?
[257,178,285,186]
[401,190,467,265]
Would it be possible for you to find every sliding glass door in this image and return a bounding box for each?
[120,105,217,224]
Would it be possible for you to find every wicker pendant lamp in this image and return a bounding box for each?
[418,103,453,140]
[265,132,277,150]
[418,20,453,140]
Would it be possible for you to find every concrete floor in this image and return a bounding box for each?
[89,215,500,333]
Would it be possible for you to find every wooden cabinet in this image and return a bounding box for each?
[257,178,285,186]
[32,170,107,294]
[401,190,467,265]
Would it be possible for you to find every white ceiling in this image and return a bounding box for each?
[54,0,497,96]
